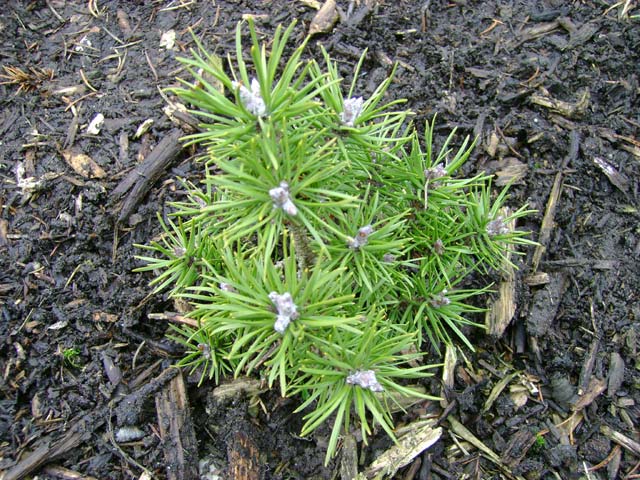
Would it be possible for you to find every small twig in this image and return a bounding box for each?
[43,465,98,480]
[160,0,195,12]
[101,25,124,45]
[588,445,621,472]
[421,0,431,32]
[87,0,104,18]
[495,125,524,159]
[46,1,65,22]
[148,311,199,328]
[144,49,159,83]
[79,68,97,92]
[112,128,184,224]
[480,18,504,36]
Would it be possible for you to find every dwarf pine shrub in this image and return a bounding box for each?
[136,20,533,463]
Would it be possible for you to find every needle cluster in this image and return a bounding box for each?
[136,20,534,463]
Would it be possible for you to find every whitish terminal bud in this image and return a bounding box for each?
[486,216,510,236]
[433,238,445,256]
[268,292,299,334]
[348,225,374,249]
[219,282,236,293]
[346,370,384,392]
[197,343,211,359]
[424,163,447,180]
[173,246,187,257]
[269,181,297,216]
[430,290,451,308]
[423,163,448,209]
[232,78,266,117]
[340,97,364,127]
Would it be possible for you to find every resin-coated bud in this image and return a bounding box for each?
[486,216,510,236]
[232,78,266,117]
[269,181,297,216]
[198,343,211,360]
[348,225,374,249]
[433,239,445,256]
[424,163,447,180]
[340,97,364,127]
[269,292,299,334]
[346,370,384,392]
[430,290,451,308]
[219,282,236,293]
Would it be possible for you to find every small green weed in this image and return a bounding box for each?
[531,432,547,454]
[62,347,81,368]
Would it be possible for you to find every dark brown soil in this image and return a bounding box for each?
[1,1,639,479]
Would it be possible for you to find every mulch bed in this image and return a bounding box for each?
[1,1,639,479]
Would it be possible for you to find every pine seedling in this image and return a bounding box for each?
[137,18,534,463]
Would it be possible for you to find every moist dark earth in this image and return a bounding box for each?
[1,1,639,479]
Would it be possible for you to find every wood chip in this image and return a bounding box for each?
[509,384,529,409]
[532,173,562,271]
[155,371,199,480]
[600,425,640,456]
[102,352,123,386]
[47,320,69,331]
[0,218,8,246]
[299,0,322,9]
[527,271,567,337]
[92,311,118,323]
[116,9,132,37]
[516,21,559,44]
[111,128,183,224]
[493,157,529,186]
[134,119,154,139]
[500,429,536,468]
[530,88,590,119]
[365,419,442,478]
[85,113,104,135]
[340,433,358,480]
[211,377,265,403]
[43,465,99,480]
[607,352,625,397]
[482,372,517,413]
[523,272,550,286]
[593,157,629,194]
[309,0,339,36]
[31,392,43,420]
[442,344,457,390]
[115,426,145,443]
[571,377,606,411]
[227,431,261,480]
[485,209,516,337]
[578,338,599,394]
[485,277,516,337]
[62,149,107,179]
